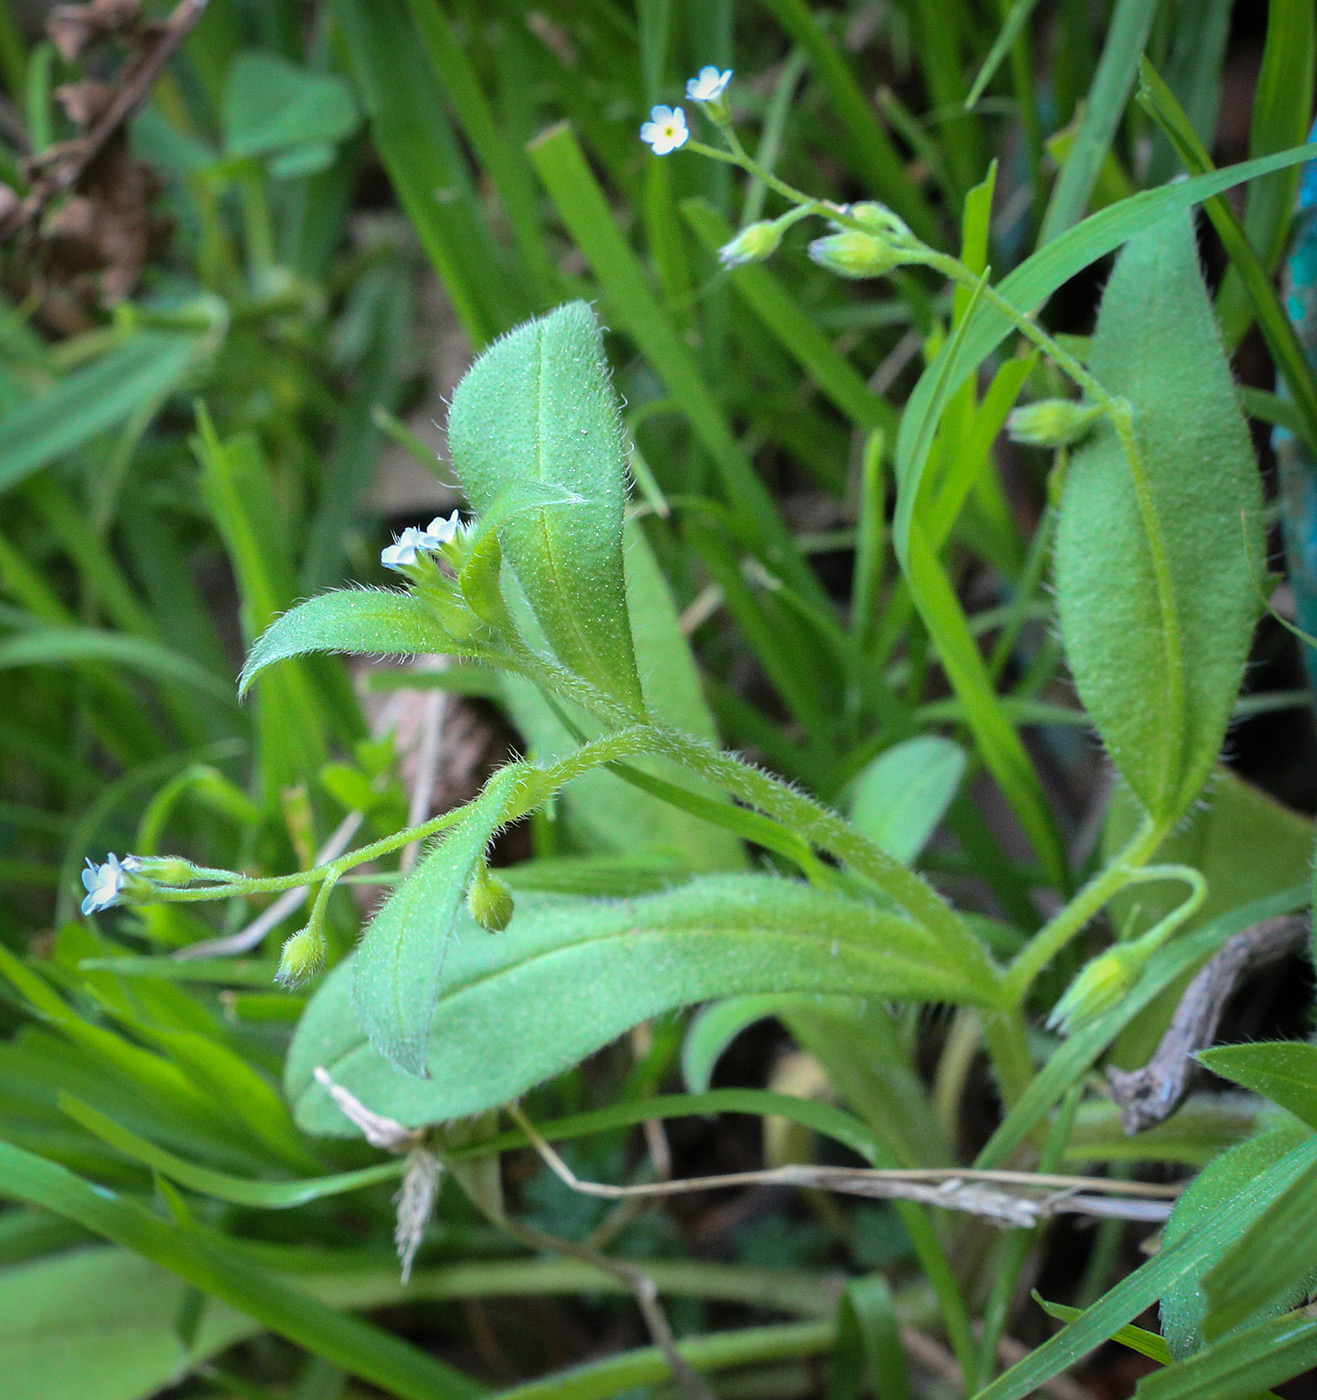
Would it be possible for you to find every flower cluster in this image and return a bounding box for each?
[381,510,462,572]
[639,65,733,156]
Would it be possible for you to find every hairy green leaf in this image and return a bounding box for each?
[499,522,744,871]
[1138,1310,1317,1400]
[239,589,462,697]
[1054,209,1263,823]
[447,301,643,711]
[352,766,522,1076]
[288,875,1004,1134]
[1200,1164,1317,1343]
[1197,1042,1317,1130]
[1160,1118,1314,1358]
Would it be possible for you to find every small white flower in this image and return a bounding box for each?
[425,509,462,545]
[639,105,689,156]
[381,512,463,571]
[686,66,732,104]
[81,854,128,916]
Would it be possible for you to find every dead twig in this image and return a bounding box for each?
[1107,913,1310,1134]
[0,0,211,242]
[510,1104,1178,1227]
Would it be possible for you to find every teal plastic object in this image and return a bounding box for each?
[1277,120,1317,690]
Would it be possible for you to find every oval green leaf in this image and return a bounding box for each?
[447,301,644,711]
[847,736,967,865]
[288,874,1005,1134]
[1054,209,1263,822]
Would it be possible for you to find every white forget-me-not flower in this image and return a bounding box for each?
[639,105,689,156]
[81,853,133,916]
[380,510,462,572]
[686,66,732,104]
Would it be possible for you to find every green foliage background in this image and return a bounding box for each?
[2,1,1317,1399]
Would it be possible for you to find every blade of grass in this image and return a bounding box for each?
[330,0,522,344]
[1217,0,1316,344]
[967,0,1043,109]
[491,1320,832,1400]
[896,140,1317,532]
[755,0,939,242]
[0,1140,482,1400]
[0,328,208,494]
[406,0,556,303]
[681,199,896,437]
[59,1096,404,1208]
[974,1134,1317,1400]
[1040,0,1161,243]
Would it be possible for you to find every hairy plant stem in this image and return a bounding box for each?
[147,726,657,908]
[1002,817,1166,1004]
[690,130,1189,817]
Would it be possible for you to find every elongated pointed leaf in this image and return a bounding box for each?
[894,142,1317,548]
[447,302,643,711]
[239,589,461,697]
[288,875,1004,1134]
[1201,1164,1317,1342]
[1159,1118,1314,1357]
[1197,1041,1317,1130]
[352,766,521,1075]
[973,1134,1317,1400]
[1054,209,1263,823]
[1138,1311,1317,1400]
[0,329,209,494]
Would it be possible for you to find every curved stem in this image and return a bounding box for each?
[1003,815,1166,1004]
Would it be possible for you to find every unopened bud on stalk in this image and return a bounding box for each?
[276,925,326,988]
[844,201,912,238]
[1047,943,1145,1035]
[1007,398,1104,448]
[808,230,909,279]
[467,864,515,933]
[122,855,196,886]
[718,219,784,269]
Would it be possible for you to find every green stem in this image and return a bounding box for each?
[147,729,657,909]
[1002,815,1165,1004]
[647,725,971,949]
[972,1085,1081,1388]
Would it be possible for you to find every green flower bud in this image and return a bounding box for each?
[1007,399,1104,448]
[1047,943,1145,1035]
[458,530,513,632]
[415,576,485,641]
[718,220,784,269]
[276,926,326,989]
[123,855,196,886]
[467,865,515,933]
[808,230,907,280]
[843,201,912,239]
